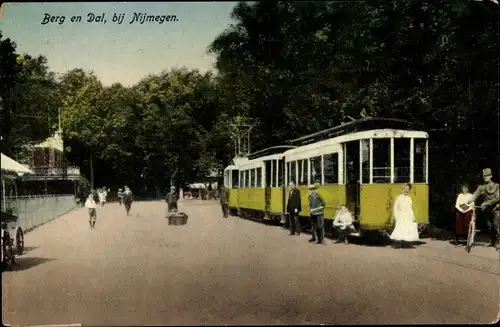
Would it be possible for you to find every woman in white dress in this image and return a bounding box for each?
[390,183,420,248]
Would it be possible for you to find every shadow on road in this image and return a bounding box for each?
[424,225,491,245]
[21,246,39,254]
[229,213,433,249]
[4,257,55,272]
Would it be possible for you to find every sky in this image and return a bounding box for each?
[0,2,237,86]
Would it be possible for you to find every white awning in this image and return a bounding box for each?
[189,183,206,189]
[1,153,34,174]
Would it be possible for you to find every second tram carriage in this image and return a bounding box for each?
[223,118,429,236]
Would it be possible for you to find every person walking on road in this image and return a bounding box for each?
[390,183,419,248]
[286,181,302,235]
[220,186,228,218]
[98,189,106,207]
[166,186,179,214]
[469,168,499,250]
[123,185,133,216]
[85,193,97,228]
[454,183,474,245]
[308,184,325,244]
[117,188,124,206]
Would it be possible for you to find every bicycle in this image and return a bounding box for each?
[465,205,481,253]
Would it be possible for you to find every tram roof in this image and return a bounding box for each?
[287,117,413,146]
[247,145,296,160]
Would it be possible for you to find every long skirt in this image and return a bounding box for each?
[454,210,473,237]
[390,218,419,242]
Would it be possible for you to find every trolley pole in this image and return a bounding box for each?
[229,117,256,157]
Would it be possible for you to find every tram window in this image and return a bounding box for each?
[232,170,239,189]
[240,171,244,188]
[361,139,370,184]
[310,156,322,184]
[256,168,262,187]
[290,161,297,184]
[297,160,304,186]
[372,139,391,183]
[278,160,284,186]
[271,160,277,187]
[265,161,272,187]
[394,138,410,183]
[302,159,309,185]
[245,170,250,188]
[414,138,427,183]
[249,169,254,187]
[286,162,291,185]
[323,153,339,184]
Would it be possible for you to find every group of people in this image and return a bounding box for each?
[454,168,499,250]
[84,185,134,228]
[286,181,357,245]
[283,167,499,249]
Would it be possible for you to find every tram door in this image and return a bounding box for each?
[344,141,361,219]
[264,160,272,213]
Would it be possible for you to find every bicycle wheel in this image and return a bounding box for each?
[466,220,475,253]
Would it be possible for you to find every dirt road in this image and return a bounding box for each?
[2,200,499,325]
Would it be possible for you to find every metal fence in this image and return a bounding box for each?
[3,194,78,233]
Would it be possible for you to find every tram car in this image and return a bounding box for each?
[224,146,295,222]
[223,156,248,216]
[224,117,429,237]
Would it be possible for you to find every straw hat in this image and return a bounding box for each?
[483,168,492,177]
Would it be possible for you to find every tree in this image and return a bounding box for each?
[0,31,61,158]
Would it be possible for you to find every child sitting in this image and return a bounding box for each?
[333,205,355,244]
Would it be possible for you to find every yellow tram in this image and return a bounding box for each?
[224,118,429,235]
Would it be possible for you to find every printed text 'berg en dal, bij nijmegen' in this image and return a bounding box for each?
[41,13,179,25]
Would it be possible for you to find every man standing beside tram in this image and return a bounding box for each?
[464,168,499,250]
[286,181,302,236]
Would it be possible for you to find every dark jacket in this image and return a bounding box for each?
[123,190,133,203]
[287,188,302,213]
[219,188,227,205]
[308,191,325,216]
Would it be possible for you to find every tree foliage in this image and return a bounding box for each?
[0,31,61,157]
[1,1,498,222]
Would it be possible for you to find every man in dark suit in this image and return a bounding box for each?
[286,181,302,235]
[166,186,179,212]
[220,186,228,218]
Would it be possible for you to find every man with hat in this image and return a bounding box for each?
[286,181,302,235]
[219,185,228,218]
[122,185,133,216]
[308,183,326,244]
[470,168,499,249]
[166,186,179,213]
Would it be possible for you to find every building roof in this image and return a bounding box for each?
[1,153,34,174]
[287,117,412,145]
